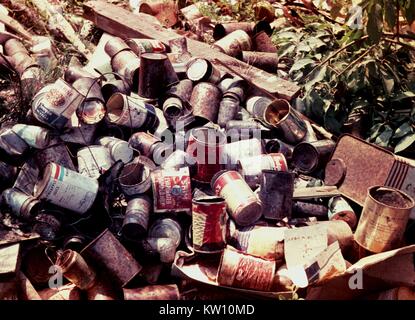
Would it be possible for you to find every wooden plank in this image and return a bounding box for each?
[293,186,341,199]
[0,243,20,280]
[83,1,300,101]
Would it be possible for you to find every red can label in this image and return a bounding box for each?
[213,171,242,195]
[151,167,192,213]
[192,200,227,253]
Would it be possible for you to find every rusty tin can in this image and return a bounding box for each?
[163,97,184,121]
[292,139,336,174]
[186,58,222,84]
[217,246,275,291]
[217,94,240,128]
[34,162,99,214]
[77,145,114,179]
[144,237,178,263]
[292,201,328,220]
[259,170,294,220]
[211,170,262,226]
[81,229,142,287]
[106,93,158,130]
[213,30,252,58]
[2,188,41,219]
[192,196,227,253]
[101,79,131,102]
[55,249,97,290]
[262,138,294,160]
[263,99,307,144]
[126,38,167,56]
[111,49,141,88]
[246,95,272,119]
[139,53,171,99]
[119,156,156,196]
[328,196,358,230]
[213,22,255,40]
[31,79,84,130]
[123,284,180,300]
[11,124,50,149]
[96,136,134,164]
[122,195,152,240]
[186,127,226,183]
[63,234,87,252]
[104,37,130,58]
[355,186,415,253]
[166,79,193,103]
[252,31,278,53]
[189,82,222,123]
[151,166,192,213]
[237,153,288,188]
[241,51,278,73]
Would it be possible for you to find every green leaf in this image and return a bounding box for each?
[394,122,413,139]
[289,58,315,74]
[375,125,394,147]
[380,68,394,95]
[304,65,327,91]
[384,1,397,29]
[404,0,415,24]
[367,3,383,43]
[395,133,415,153]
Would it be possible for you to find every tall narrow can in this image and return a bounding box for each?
[192,196,227,253]
[34,163,99,214]
[122,195,152,240]
[211,171,262,226]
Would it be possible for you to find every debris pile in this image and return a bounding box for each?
[0,0,415,301]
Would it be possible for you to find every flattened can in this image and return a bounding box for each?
[211,170,262,226]
[122,195,152,240]
[151,167,192,213]
[34,162,99,214]
[96,136,134,164]
[237,153,287,188]
[192,196,227,253]
[77,146,114,179]
[31,79,84,130]
[328,196,358,230]
[217,246,275,291]
[123,284,180,300]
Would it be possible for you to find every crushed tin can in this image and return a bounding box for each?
[126,38,167,56]
[211,170,262,226]
[328,196,358,230]
[123,284,180,300]
[192,196,227,253]
[186,58,222,84]
[151,166,192,214]
[259,170,294,220]
[55,249,97,290]
[292,139,336,174]
[77,145,114,179]
[2,188,41,219]
[31,78,84,131]
[96,136,134,164]
[213,22,255,40]
[237,153,288,188]
[241,51,278,73]
[81,229,142,288]
[355,186,415,253]
[119,156,156,197]
[213,30,252,58]
[11,124,50,149]
[217,246,276,291]
[252,31,278,53]
[186,127,226,183]
[122,195,152,240]
[189,82,222,123]
[34,162,99,214]
[106,93,158,130]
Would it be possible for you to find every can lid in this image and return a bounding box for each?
[324,158,347,186]
[186,58,211,82]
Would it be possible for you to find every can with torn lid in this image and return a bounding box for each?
[211,170,262,226]
[122,195,152,240]
[237,153,288,188]
[354,186,415,253]
[119,156,156,196]
[263,99,307,144]
[96,136,134,164]
[213,30,252,58]
[11,124,50,149]
[259,170,294,220]
[55,249,97,290]
[217,246,276,291]
[186,58,222,84]
[34,162,99,214]
[126,38,167,56]
[328,196,358,230]
[292,139,336,174]
[192,196,227,253]
[77,145,114,179]
[106,93,158,130]
[151,166,192,213]
[2,188,41,219]
[31,78,84,130]
[186,127,226,183]
[81,229,142,288]
[123,284,180,300]
[189,82,222,123]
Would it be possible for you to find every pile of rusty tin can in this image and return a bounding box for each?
[1,32,415,301]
